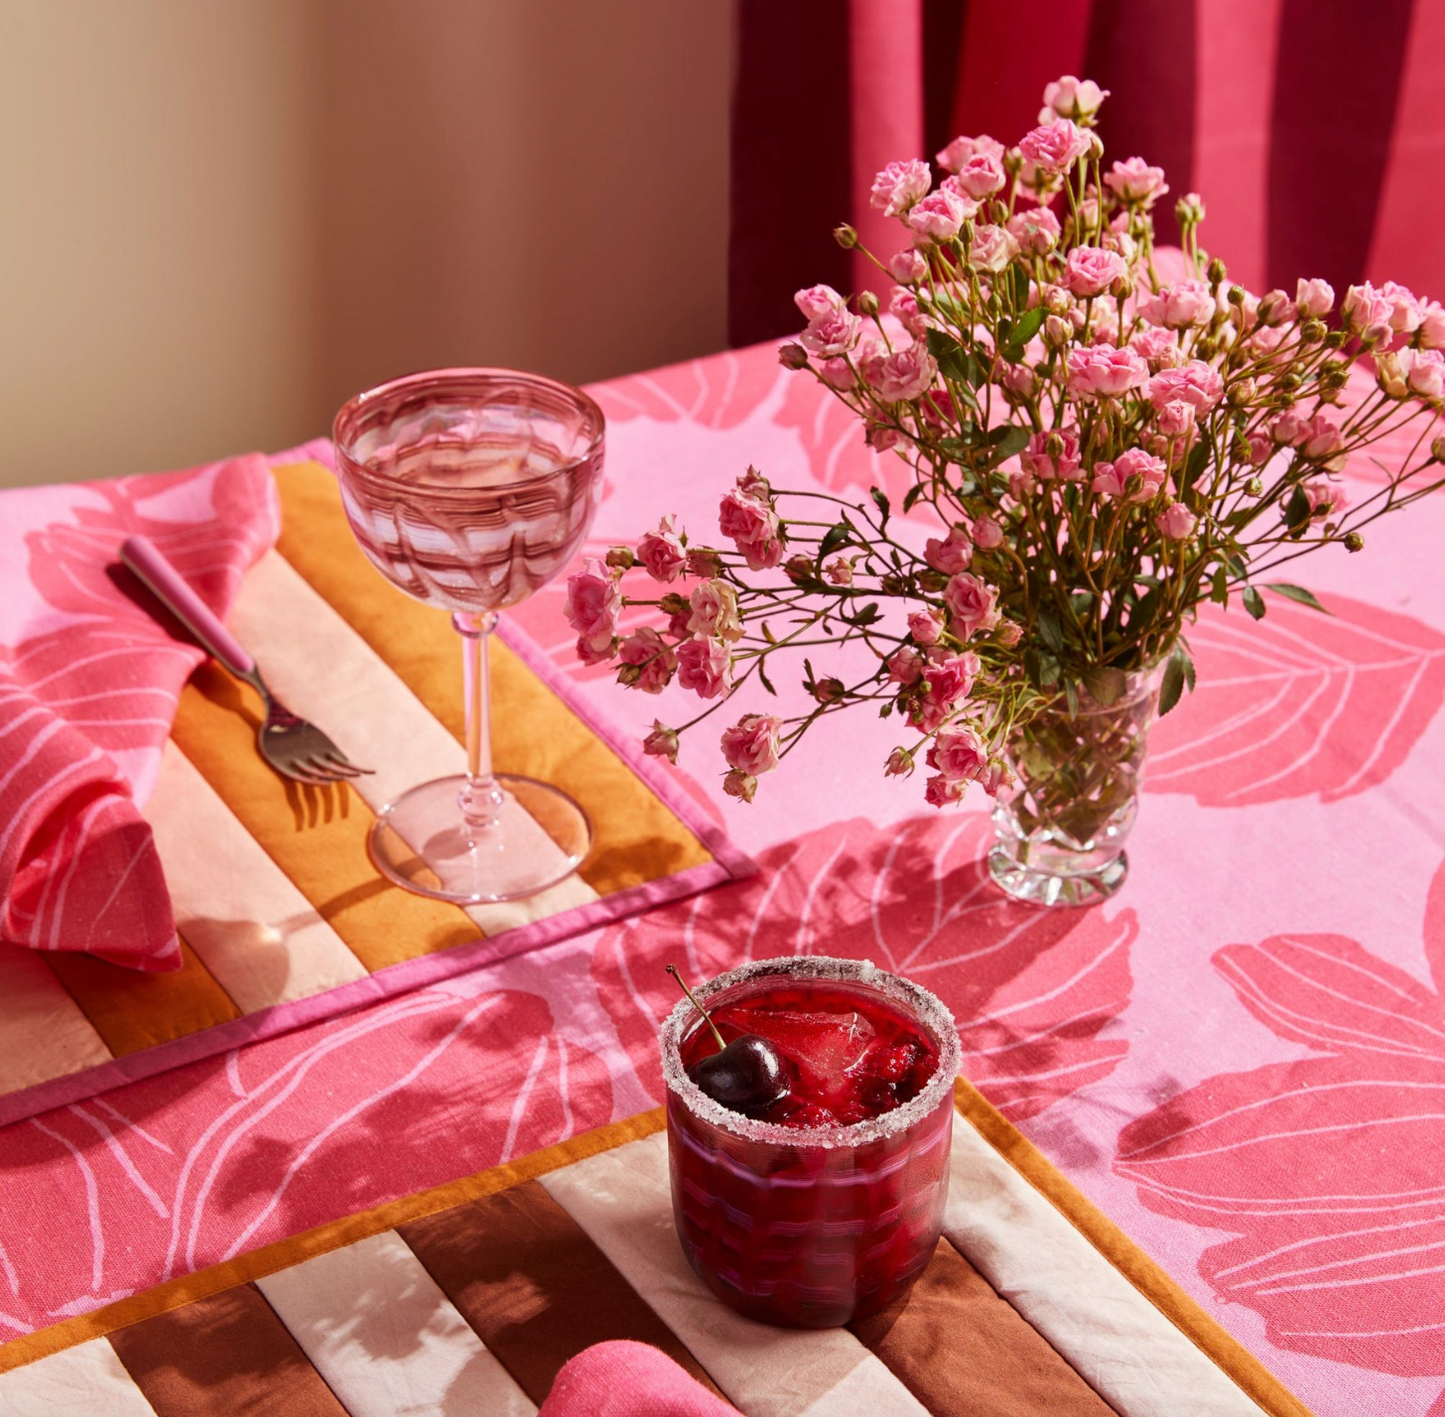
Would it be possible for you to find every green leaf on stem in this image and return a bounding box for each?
[1266,582,1330,614]
[1284,487,1312,536]
[848,602,882,627]
[1158,641,1196,717]
[1242,585,1266,620]
[988,425,1030,462]
[818,522,851,557]
[1063,679,1080,719]
[1010,306,1046,349]
[870,488,890,528]
[1012,266,1030,311]
[757,660,777,695]
[1036,606,1065,654]
[902,483,925,513]
[1081,665,1127,706]
[1210,565,1229,606]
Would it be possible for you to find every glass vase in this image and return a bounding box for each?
[987,665,1163,908]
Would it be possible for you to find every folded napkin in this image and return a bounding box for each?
[539,1341,735,1416]
[0,455,279,971]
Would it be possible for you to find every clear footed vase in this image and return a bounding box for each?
[988,664,1163,908]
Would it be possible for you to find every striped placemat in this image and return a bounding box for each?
[0,1081,1312,1417]
[0,460,750,1129]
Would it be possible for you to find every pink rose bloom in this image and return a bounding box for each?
[1000,361,1038,397]
[1006,207,1061,255]
[1020,427,1083,482]
[800,307,862,357]
[1103,156,1168,206]
[970,224,1020,274]
[870,158,932,217]
[855,312,913,366]
[1156,400,1196,438]
[722,770,757,803]
[908,187,970,241]
[924,526,971,574]
[1064,246,1126,299]
[1295,278,1334,319]
[675,635,732,699]
[576,634,616,667]
[1155,503,1197,540]
[887,645,925,685]
[889,248,929,284]
[890,286,928,339]
[687,578,743,642]
[877,346,938,402]
[1040,75,1108,122]
[913,652,981,731]
[943,572,999,638]
[971,516,1004,549]
[866,425,903,453]
[1066,344,1148,397]
[927,723,988,782]
[1417,299,1445,349]
[817,357,856,391]
[994,620,1022,648]
[1401,347,1445,399]
[1148,360,1224,412]
[1018,118,1092,174]
[909,607,945,645]
[1129,325,1182,370]
[720,713,783,776]
[1141,280,1215,329]
[616,627,676,694]
[684,546,721,579]
[1092,447,1167,502]
[936,133,1005,173]
[794,284,845,321]
[924,774,966,808]
[637,513,685,583]
[642,721,679,764]
[1246,428,1274,466]
[1301,411,1345,460]
[955,151,1007,200]
[1270,408,1310,446]
[885,746,914,777]
[936,176,982,215]
[719,488,784,571]
[1303,479,1346,518]
[564,559,621,655]
[1380,280,1422,333]
[1342,282,1395,342]
[977,761,1011,797]
[824,556,853,586]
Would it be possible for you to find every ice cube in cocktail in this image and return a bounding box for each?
[662,957,960,1328]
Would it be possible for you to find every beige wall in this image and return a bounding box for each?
[0,0,734,487]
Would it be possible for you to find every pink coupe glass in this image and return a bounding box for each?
[333,368,604,903]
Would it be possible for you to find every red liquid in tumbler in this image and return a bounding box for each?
[668,974,954,1328]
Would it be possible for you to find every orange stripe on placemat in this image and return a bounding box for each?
[0,1109,666,1375]
[955,1078,1313,1417]
[107,1284,347,1416]
[46,938,239,1055]
[169,662,482,972]
[397,1178,722,1404]
[850,1236,1114,1416]
[270,459,714,897]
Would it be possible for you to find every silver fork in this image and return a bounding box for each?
[119,534,372,787]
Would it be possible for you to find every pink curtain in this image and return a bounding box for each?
[729,0,1445,343]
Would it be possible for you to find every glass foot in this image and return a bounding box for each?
[986,844,1128,908]
[369,773,592,903]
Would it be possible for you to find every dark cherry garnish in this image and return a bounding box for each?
[667,964,791,1116]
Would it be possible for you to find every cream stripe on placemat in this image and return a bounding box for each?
[0,946,111,1091]
[256,1230,536,1417]
[540,1131,928,1417]
[0,1339,158,1417]
[227,550,597,934]
[944,1121,1269,1417]
[148,743,368,1012]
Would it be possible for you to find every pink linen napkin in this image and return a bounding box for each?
[539,1341,735,1416]
[0,454,279,971]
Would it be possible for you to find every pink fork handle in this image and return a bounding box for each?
[119,534,256,677]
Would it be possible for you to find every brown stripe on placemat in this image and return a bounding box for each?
[170,663,483,971]
[851,1236,1117,1416]
[47,937,239,1055]
[954,1079,1313,1417]
[397,1177,723,1404]
[107,1283,347,1416]
[270,460,715,898]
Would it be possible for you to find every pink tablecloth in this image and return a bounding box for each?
[2,344,1443,1417]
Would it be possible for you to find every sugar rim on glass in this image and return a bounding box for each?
[332,366,606,496]
[660,955,961,1148]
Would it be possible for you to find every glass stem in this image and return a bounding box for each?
[454,610,505,832]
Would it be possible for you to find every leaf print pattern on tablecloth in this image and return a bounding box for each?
[1116,859,1445,1377]
[589,350,780,431]
[593,813,1133,1121]
[1146,590,1445,807]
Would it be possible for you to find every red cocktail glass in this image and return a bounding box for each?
[662,956,960,1328]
